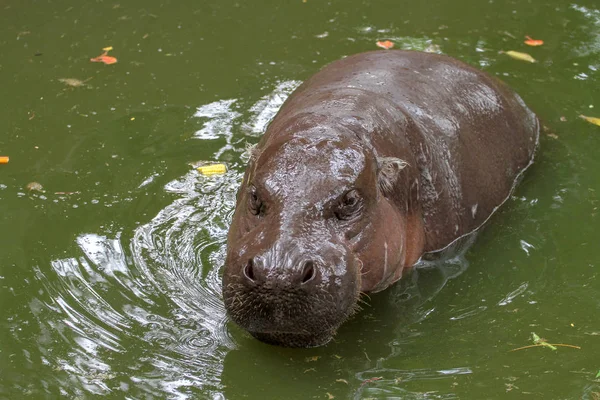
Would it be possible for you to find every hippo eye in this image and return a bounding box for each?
[248,186,263,216]
[335,189,363,221]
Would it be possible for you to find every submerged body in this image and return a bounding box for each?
[223,50,539,347]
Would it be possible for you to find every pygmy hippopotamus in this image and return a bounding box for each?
[222,50,539,347]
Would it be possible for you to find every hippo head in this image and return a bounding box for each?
[222,126,411,347]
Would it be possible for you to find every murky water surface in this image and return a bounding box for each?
[1,0,599,398]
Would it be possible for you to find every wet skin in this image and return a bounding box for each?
[222,50,539,347]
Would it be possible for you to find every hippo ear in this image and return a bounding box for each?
[377,157,408,196]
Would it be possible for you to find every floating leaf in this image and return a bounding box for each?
[26,182,44,192]
[524,36,544,46]
[376,40,394,50]
[90,52,117,65]
[580,115,600,127]
[102,46,114,51]
[360,377,383,386]
[305,356,320,362]
[58,78,91,87]
[503,50,536,63]
[0,156,9,164]
[532,332,557,350]
[596,370,600,378]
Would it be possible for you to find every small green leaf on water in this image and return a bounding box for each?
[503,50,536,63]
[596,370,600,379]
[510,333,581,352]
[532,332,557,351]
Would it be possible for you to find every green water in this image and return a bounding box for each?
[1,0,599,398]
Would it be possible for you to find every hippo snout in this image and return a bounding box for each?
[222,244,360,347]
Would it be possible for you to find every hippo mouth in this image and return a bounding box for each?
[222,275,359,347]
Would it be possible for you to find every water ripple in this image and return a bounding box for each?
[30,153,241,399]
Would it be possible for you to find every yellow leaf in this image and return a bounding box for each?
[103,46,114,51]
[503,50,536,63]
[326,393,334,400]
[580,115,600,127]
[305,356,320,362]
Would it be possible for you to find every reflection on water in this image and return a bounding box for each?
[572,4,600,57]
[32,168,239,398]
[193,99,241,141]
[244,80,302,135]
[193,81,302,160]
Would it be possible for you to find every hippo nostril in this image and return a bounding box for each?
[301,261,315,284]
[243,259,256,282]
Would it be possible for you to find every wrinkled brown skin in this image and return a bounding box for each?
[222,50,539,347]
